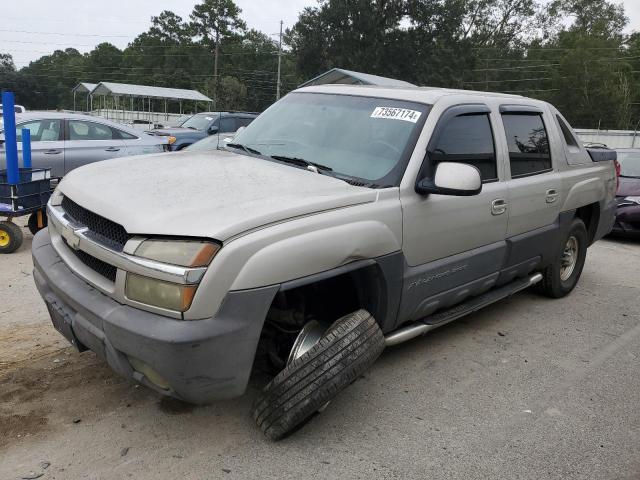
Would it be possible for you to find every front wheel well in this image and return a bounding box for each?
[254,265,387,373]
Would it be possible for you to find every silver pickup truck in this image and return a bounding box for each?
[32,85,617,440]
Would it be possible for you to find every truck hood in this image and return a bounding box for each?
[58,150,377,241]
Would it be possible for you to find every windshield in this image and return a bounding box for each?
[175,115,192,126]
[617,151,640,177]
[181,113,217,131]
[232,92,429,185]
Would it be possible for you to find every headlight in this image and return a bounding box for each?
[623,196,640,205]
[125,240,219,312]
[135,239,219,267]
[126,274,197,312]
[50,187,63,206]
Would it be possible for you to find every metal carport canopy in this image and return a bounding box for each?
[299,68,415,88]
[90,82,213,102]
[72,82,98,94]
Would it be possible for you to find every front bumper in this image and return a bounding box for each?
[32,229,278,404]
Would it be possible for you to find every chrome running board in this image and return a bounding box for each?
[384,273,543,347]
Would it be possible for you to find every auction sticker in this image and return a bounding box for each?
[371,107,422,123]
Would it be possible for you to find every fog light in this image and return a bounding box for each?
[128,356,170,390]
[125,273,197,312]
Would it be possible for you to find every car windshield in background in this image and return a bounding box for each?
[181,114,217,131]
[231,92,429,185]
[617,152,640,178]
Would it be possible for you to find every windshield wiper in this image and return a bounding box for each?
[226,143,262,155]
[270,155,333,172]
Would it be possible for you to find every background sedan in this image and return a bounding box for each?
[0,112,168,178]
[612,148,640,238]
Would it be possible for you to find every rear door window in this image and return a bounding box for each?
[68,120,115,141]
[219,117,237,133]
[237,117,255,128]
[556,115,581,153]
[431,113,497,182]
[113,128,138,140]
[501,114,552,177]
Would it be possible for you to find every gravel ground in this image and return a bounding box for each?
[1,222,639,480]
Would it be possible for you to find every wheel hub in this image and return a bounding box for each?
[287,320,331,413]
[287,320,327,366]
[0,231,9,247]
[560,235,579,281]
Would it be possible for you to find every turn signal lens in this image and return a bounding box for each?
[135,240,219,267]
[125,274,197,312]
[167,136,177,145]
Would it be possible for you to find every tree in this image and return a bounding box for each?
[207,75,247,110]
[190,0,247,107]
[85,43,123,83]
[549,0,627,39]
[287,0,406,80]
[0,53,16,73]
[149,11,193,44]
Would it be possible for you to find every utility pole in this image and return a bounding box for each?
[276,20,283,101]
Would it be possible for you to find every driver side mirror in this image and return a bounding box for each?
[207,125,219,135]
[416,162,482,196]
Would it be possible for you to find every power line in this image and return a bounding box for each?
[0,29,131,38]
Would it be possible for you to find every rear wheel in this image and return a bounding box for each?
[252,309,385,440]
[0,221,23,254]
[538,218,587,298]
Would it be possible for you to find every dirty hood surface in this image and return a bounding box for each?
[58,150,376,241]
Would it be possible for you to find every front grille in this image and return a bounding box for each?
[61,196,131,251]
[63,239,117,282]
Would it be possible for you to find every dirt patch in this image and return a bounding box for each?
[0,322,145,448]
[0,322,68,375]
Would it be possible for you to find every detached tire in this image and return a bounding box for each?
[253,309,385,440]
[0,221,23,254]
[538,217,588,298]
[27,211,48,235]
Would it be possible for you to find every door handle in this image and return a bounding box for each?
[491,199,508,216]
[44,149,62,155]
[546,189,559,203]
[105,147,121,152]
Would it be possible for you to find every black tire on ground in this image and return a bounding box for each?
[0,221,24,254]
[27,210,48,235]
[252,309,385,441]
[538,217,588,298]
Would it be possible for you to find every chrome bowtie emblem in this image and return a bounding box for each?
[61,224,81,250]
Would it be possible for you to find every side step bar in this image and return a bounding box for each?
[384,273,543,347]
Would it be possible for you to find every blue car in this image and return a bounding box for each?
[151,112,257,151]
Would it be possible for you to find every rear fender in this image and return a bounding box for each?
[561,177,605,213]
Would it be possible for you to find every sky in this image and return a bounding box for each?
[1,0,639,69]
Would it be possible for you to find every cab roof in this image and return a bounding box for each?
[295,84,534,105]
